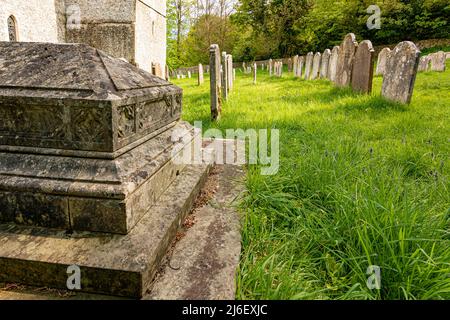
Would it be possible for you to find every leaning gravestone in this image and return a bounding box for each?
[221,52,228,100]
[429,51,446,72]
[320,49,331,79]
[198,63,204,85]
[210,44,222,120]
[351,40,375,94]
[329,46,340,82]
[0,42,207,298]
[304,52,314,80]
[335,33,358,87]
[418,56,430,72]
[311,52,321,80]
[376,47,391,76]
[381,41,420,104]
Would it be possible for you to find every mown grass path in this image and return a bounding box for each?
[173,62,450,300]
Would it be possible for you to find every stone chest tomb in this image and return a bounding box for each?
[0,42,209,298]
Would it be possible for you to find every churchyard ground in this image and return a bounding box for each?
[173,57,450,300]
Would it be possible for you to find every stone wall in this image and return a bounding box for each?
[0,0,60,42]
[374,38,450,57]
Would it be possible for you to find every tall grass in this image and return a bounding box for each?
[174,61,450,300]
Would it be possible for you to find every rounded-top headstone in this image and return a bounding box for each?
[311,52,322,80]
[320,49,331,79]
[335,33,358,87]
[376,47,391,76]
[304,52,314,80]
[351,40,375,94]
[381,41,420,104]
[329,46,340,82]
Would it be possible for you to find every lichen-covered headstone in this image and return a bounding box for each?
[429,51,446,72]
[320,49,331,79]
[418,56,430,72]
[209,44,222,120]
[198,63,204,85]
[311,52,321,80]
[376,47,391,76]
[335,33,358,87]
[381,41,420,104]
[351,40,375,94]
[329,46,340,82]
[304,52,314,80]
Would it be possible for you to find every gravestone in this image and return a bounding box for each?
[269,59,273,76]
[298,56,305,78]
[187,71,191,79]
[311,52,321,80]
[320,49,331,79]
[0,42,208,298]
[335,33,358,87]
[304,52,314,80]
[227,54,233,91]
[221,52,228,100]
[328,46,340,82]
[418,56,430,72]
[376,47,391,76]
[253,63,257,84]
[210,44,222,120]
[381,41,420,104]
[198,63,204,85]
[351,40,375,94]
[429,51,446,72]
[287,58,292,73]
[293,55,299,77]
[278,62,283,77]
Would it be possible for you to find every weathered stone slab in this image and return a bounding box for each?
[298,56,305,78]
[351,40,375,94]
[269,59,273,76]
[209,44,221,121]
[381,41,420,104]
[253,63,257,84]
[227,55,233,91]
[320,49,331,79]
[336,33,358,87]
[429,51,446,72]
[0,163,211,298]
[311,53,321,80]
[376,47,391,76]
[293,55,299,77]
[329,46,340,82]
[418,56,431,72]
[287,58,293,72]
[304,52,314,80]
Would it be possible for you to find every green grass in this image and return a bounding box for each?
[173,61,450,300]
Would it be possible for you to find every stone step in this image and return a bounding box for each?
[145,165,245,300]
[0,164,211,298]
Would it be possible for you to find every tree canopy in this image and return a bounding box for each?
[167,0,450,68]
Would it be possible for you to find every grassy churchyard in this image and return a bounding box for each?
[173,58,450,300]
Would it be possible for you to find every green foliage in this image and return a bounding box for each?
[174,60,450,300]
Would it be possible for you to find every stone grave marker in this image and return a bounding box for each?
[293,55,299,77]
[304,52,314,80]
[311,52,321,80]
[351,40,375,94]
[335,33,358,87]
[418,56,430,72]
[429,51,446,72]
[221,52,228,100]
[329,46,340,82]
[381,41,420,104]
[376,47,391,76]
[253,63,257,84]
[320,49,331,79]
[269,59,273,76]
[198,63,204,85]
[210,44,222,120]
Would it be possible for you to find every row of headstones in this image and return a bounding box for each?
[209,44,236,120]
[415,51,448,73]
[268,33,423,104]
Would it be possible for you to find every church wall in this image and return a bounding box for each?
[0,0,59,42]
[135,0,167,73]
